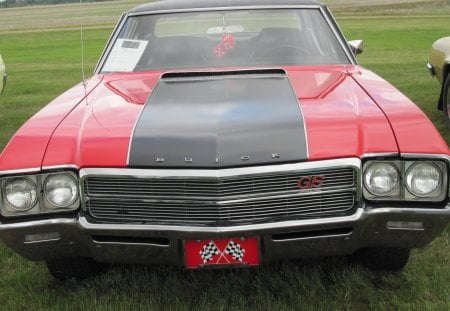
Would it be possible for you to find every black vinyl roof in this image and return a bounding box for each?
[129,0,324,13]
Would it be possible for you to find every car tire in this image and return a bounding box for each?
[443,74,450,127]
[352,247,411,271]
[45,257,105,281]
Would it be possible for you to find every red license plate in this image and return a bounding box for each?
[185,237,259,269]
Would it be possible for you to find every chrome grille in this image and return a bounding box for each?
[82,164,358,226]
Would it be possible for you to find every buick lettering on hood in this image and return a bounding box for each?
[0,0,449,280]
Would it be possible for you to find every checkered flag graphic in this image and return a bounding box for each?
[224,241,245,262]
[199,241,220,263]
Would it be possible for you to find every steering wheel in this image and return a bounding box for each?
[257,45,309,57]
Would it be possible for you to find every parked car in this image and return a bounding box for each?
[0,53,5,94]
[428,36,450,126]
[0,0,449,280]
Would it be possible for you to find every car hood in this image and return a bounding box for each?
[0,66,448,170]
[37,66,403,169]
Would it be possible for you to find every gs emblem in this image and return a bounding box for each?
[297,175,325,189]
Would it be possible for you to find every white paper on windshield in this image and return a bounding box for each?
[102,39,148,72]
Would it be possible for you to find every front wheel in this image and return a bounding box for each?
[352,247,411,271]
[46,257,105,281]
[443,74,450,127]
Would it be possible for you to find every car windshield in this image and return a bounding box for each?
[101,9,350,73]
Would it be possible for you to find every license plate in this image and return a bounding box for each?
[185,237,259,269]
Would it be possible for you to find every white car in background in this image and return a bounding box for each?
[0,53,6,94]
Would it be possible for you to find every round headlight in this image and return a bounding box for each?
[44,174,78,207]
[364,162,400,196]
[406,163,441,197]
[4,178,38,211]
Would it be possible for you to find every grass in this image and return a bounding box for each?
[0,0,449,310]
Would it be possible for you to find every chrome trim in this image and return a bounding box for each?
[0,167,41,176]
[82,158,361,179]
[3,204,449,234]
[321,6,357,65]
[77,210,364,234]
[126,5,323,16]
[400,153,450,161]
[85,187,355,203]
[361,152,398,159]
[92,238,170,248]
[94,13,127,74]
[41,164,79,171]
[1,205,449,263]
[0,217,78,229]
[271,230,353,242]
[95,4,353,74]
[24,237,61,244]
[81,158,361,223]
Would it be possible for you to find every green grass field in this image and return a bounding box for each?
[0,0,449,309]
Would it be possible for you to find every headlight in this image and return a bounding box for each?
[364,162,399,196]
[1,171,80,217]
[44,174,78,207]
[406,163,441,197]
[363,160,447,202]
[4,177,38,211]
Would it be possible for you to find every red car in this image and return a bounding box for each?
[0,0,449,280]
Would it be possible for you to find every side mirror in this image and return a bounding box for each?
[348,40,364,56]
[0,54,5,95]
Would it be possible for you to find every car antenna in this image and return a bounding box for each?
[80,0,87,88]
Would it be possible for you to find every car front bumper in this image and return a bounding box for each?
[0,205,449,266]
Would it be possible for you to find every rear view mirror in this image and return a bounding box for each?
[348,40,364,56]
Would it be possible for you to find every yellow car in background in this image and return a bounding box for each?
[0,53,5,94]
[428,37,450,127]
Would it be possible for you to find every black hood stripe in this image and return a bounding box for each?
[127,69,308,168]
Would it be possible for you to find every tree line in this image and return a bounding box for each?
[0,0,109,8]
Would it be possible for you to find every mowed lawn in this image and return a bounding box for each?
[0,2,449,310]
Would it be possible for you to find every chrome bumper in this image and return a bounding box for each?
[0,205,449,265]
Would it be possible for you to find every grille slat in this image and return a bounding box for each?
[84,167,357,226]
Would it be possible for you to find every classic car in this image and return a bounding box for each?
[428,36,450,126]
[0,53,5,94]
[0,0,449,280]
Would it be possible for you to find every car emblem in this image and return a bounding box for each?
[184,157,193,163]
[271,153,281,159]
[156,157,165,163]
[241,155,250,161]
[297,175,325,189]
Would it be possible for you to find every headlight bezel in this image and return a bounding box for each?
[0,171,80,218]
[363,159,447,202]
